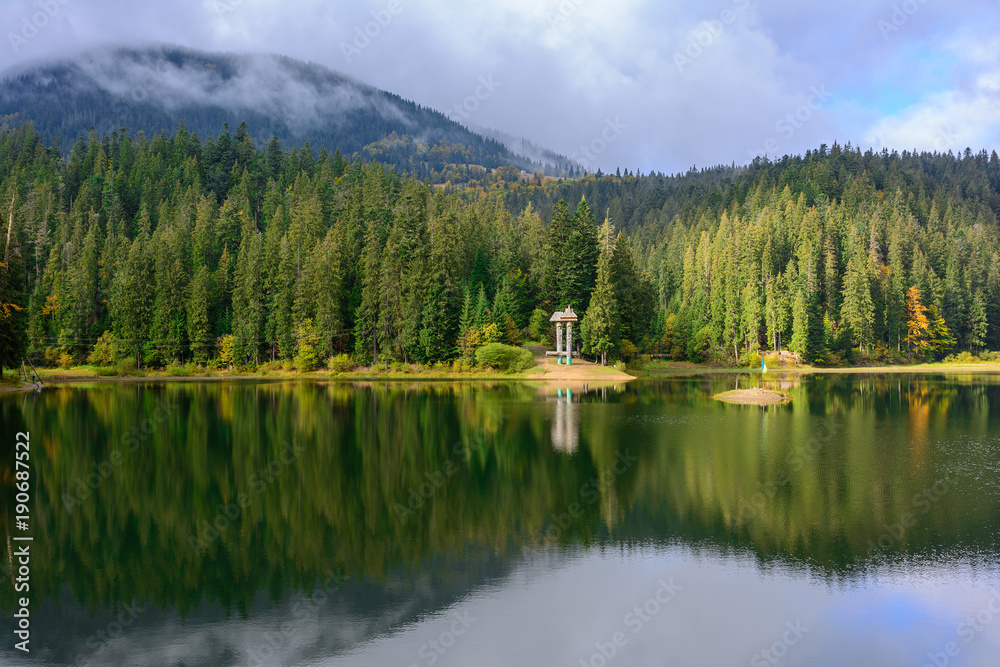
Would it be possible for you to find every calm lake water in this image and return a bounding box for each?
[2,374,1000,666]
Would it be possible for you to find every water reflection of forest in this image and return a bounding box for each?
[1,374,998,613]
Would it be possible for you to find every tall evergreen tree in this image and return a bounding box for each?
[111,228,153,367]
[841,251,875,353]
[581,249,619,365]
[186,265,213,363]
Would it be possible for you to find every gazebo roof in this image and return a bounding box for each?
[549,306,578,323]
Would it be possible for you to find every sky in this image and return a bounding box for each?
[0,0,998,174]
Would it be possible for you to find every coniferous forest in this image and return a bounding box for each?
[3,121,1000,373]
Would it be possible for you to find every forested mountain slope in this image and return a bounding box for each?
[0,46,576,179]
[1,123,999,372]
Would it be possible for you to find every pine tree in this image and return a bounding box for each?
[493,270,528,330]
[557,199,599,315]
[231,223,264,366]
[309,228,345,359]
[969,289,988,353]
[926,304,956,358]
[841,252,875,353]
[111,231,152,367]
[542,200,573,308]
[469,245,492,298]
[354,224,382,365]
[581,251,619,365]
[609,231,642,344]
[150,224,189,363]
[0,258,27,374]
[186,265,213,363]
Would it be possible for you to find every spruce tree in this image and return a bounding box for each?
[111,231,152,367]
[841,252,875,353]
[581,252,619,365]
[186,265,213,363]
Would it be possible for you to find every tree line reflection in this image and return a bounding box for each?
[1,374,998,614]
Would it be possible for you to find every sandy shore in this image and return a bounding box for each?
[523,357,636,381]
[713,388,792,405]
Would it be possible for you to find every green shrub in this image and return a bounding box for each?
[294,344,319,372]
[216,334,236,369]
[475,343,534,373]
[44,346,60,367]
[116,358,140,376]
[327,354,356,374]
[57,351,74,369]
[691,326,713,362]
[164,362,191,377]
[96,366,117,377]
[256,360,283,375]
[943,351,979,364]
[87,331,117,366]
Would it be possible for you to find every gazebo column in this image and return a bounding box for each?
[556,323,563,356]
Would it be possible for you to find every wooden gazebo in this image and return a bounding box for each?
[548,307,577,364]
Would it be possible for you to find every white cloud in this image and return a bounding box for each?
[864,32,1000,154]
[866,88,1000,154]
[0,0,999,171]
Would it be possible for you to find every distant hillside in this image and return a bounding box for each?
[0,45,577,177]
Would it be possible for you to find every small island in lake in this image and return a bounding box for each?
[713,388,791,406]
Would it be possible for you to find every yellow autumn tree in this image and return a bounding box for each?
[904,286,930,358]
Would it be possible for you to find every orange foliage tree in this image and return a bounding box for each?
[904,286,930,358]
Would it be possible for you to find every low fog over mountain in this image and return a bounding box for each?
[0,45,578,174]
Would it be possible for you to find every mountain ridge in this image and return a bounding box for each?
[0,44,579,177]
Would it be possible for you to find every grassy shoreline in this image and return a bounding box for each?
[642,360,1000,375]
[0,357,636,393]
[6,358,1000,394]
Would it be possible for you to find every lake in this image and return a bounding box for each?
[2,374,999,666]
